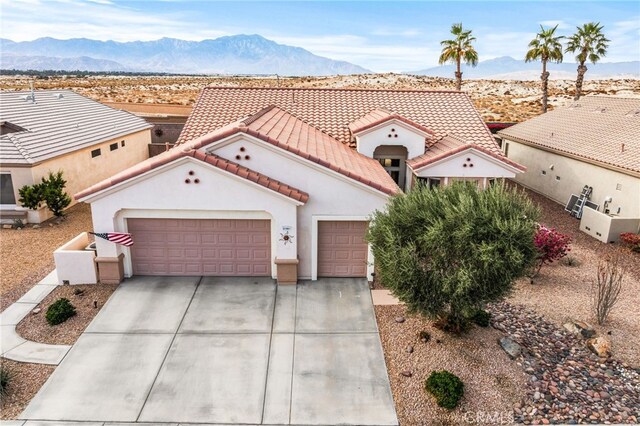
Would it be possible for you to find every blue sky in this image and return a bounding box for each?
[1,0,638,71]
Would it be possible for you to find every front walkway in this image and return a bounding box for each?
[0,270,71,365]
[20,276,398,426]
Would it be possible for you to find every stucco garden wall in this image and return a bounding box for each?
[504,139,640,218]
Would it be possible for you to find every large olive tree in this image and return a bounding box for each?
[367,181,539,332]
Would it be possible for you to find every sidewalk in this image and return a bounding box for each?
[0,270,71,365]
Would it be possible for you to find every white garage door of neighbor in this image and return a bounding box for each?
[127,218,271,276]
[317,221,368,277]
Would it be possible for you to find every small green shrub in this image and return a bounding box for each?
[46,298,77,326]
[561,256,581,267]
[425,370,464,409]
[0,366,10,396]
[471,309,491,327]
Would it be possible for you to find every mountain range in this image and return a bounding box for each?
[0,35,370,76]
[409,56,640,80]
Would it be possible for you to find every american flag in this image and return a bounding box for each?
[90,232,134,247]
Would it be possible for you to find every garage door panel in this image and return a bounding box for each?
[129,219,270,276]
[318,221,368,278]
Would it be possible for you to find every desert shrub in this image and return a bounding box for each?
[18,182,45,210]
[46,298,77,325]
[471,309,491,327]
[41,171,72,217]
[367,182,539,333]
[592,255,625,325]
[18,171,71,217]
[0,366,10,396]
[425,370,465,409]
[533,225,571,276]
[561,255,581,267]
[620,232,640,253]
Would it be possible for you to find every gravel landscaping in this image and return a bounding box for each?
[0,358,55,420]
[509,186,640,367]
[16,283,117,345]
[489,302,640,425]
[375,305,527,425]
[0,203,93,312]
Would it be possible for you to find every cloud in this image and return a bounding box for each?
[538,20,571,30]
[370,28,422,37]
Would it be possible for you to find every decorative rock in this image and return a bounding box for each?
[32,224,40,229]
[32,308,41,314]
[587,337,612,358]
[2,224,12,229]
[563,320,596,339]
[394,316,405,323]
[400,370,412,377]
[499,336,522,359]
[406,345,414,354]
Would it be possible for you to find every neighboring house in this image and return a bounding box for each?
[0,90,152,223]
[102,102,191,153]
[498,96,640,242]
[74,87,523,284]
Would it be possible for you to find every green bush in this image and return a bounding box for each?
[471,309,491,327]
[425,370,465,409]
[18,171,71,217]
[367,181,539,333]
[0,366,10,396]
[46,298,77,325]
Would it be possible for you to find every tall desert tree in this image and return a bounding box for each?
[566,22,609,100]
[525,25,564,113]
[439,23,479,91]
[367,182,539,333]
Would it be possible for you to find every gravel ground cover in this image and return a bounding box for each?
[509,186,640,367]
[16,283,117,345]
[0,358,55,420]
[375,305,527,425]
[489,302,640,425]
[0,203,93,312]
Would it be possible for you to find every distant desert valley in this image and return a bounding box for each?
[1,73,639,122]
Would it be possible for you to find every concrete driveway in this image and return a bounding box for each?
[21,276,397,425]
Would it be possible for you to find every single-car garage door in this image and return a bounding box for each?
[128,218,271,276]
[317,221,368,277]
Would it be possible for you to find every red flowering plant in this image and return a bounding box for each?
[532,224,572,277]
[620,232,640,253]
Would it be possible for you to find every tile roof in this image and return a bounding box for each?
[75,144,309,203]
[407,134,527,171]
[177,87,499,153]
[498,96,640,175]
[0,90,152,165]
[348,108,435,136]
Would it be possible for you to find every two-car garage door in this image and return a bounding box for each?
[128,219,271,276]
[127,218,368,278]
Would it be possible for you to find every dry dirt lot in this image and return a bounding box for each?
[1,73,638,122]
[0,203,93,311]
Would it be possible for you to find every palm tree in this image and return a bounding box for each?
[439,23,479,91]
[525,25,564,113]
[566,22,609,100]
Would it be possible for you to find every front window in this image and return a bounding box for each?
[0,174,16,205]
[377,157,402,184]
[417,177,441,189]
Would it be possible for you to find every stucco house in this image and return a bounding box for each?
[498,96,640,243]
[73,87,524,284]
[0,90,152,223]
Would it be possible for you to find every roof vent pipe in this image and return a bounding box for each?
[30,81,35,103]
[621,143,625,153]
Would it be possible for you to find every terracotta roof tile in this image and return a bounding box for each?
[75,146,309,203]
[348,108,435,136]
[177,87,499,153]
[498,96,640,175]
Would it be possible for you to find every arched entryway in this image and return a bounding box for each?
[373,145,408,189]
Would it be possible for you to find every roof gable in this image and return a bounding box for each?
[348,109,434,137]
